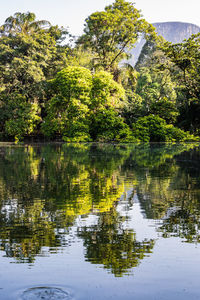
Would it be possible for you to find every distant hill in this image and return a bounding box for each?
[129,22,200,65]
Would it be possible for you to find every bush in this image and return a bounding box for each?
[89,109,135,142]
[132,115,198,142]
[4,94,40,141]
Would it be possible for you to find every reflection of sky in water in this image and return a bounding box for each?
[118,192,158,241]
[0,143,200,299]
[0,190,200,300]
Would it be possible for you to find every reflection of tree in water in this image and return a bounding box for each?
[120,143,198,219]
[159,206,200,243]
[78,208,155,277]
[135,145,200,242]
[0,143,132,263]
[0,199,75,263]
[157,148,200,243]
[0,142,199,265]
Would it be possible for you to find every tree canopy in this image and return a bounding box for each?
[0,3,199,142]
[78,0,156,73]
[0,12,51,35]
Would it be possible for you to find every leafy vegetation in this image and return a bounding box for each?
[132,115,197,142]
[0,2,199,142]
[77,0,155,74]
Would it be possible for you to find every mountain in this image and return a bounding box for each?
[129,22,200,65]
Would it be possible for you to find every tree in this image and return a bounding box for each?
[78,0,156,73]
[135,36,165,71]
[42,66,134,142]
[162,33,200,132]
[90,70,125,110]
[42,66,92,141]
[0,12,51,36]
[129,37,179,124]
[162,34,200,102]
[136,67,178,123]
[132,115,197,142]
[0,12,69,140]
[88,70,131,141]
[3,94,40,142]
[65,45,97,70]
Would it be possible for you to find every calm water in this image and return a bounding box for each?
[0,143,200,300]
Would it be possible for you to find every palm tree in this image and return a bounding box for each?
[0,12,51,36]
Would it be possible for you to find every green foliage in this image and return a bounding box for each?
[135,67,178,124]
[42,66,92,141]
[0,9,199,141]
[42,66,131,142]
[150,98,178,124]
[89,109,135,142]
[162,33,200,103]
[0,12,69,140]
[0,12,51,35]
[133,34,200,134]
[91,70,125,109]
[132,115,198,142]
[78,0,156,72]
[52,66,93,101]
[135,36,165,71]
[1,94,40,140]
[161,33,200,132]
[65,46,97,70]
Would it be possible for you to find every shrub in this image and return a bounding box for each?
[89,109,135,142]
[132,115,198,142]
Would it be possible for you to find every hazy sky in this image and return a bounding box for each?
[0,0,200,36]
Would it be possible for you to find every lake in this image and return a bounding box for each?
[0,143,200,300]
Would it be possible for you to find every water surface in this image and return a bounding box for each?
[0,143,200,299]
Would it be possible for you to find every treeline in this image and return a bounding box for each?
[0,0,199,142]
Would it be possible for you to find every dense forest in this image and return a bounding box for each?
[0,0,199,143]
